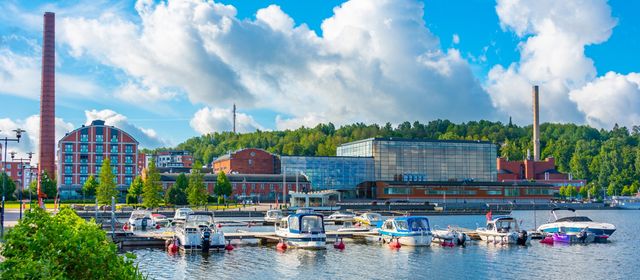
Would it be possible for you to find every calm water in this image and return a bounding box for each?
[131,210,640,280]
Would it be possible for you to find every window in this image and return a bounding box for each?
[65,155,73,163]
[125,176,133,185]
[289,217,299,231]
[505,188,519,197]
[80,144,88,153]
[96,155,103,164]
[80,156,88,164]
[65,144,73,152]
[487,190,502,195]
[95,166,101,174]
[125,166,133,175]
[64,165,72,174]
[96,134,104,142]
[80,176,88,185]
[80,134,88,142]
[111,145,118,153]
[125,145,133,154]
[384,187,411,195]
[64,176,72,185]
[110,155,118,164]
[96,145,103,153]
[80,165,88,175]
[111,133,118,142]
[112,166,118,174]
[300,216,323,233]
[125,155,133,164]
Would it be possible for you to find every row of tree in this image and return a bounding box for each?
[83,158,233,207]
[144,120,640,198]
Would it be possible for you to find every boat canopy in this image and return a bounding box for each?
[490,215,515,222]
[555,216,593,222]
[392,216,430,232]
[551,207,576,212]
[287,214,325,234]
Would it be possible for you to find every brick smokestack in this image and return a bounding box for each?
[39,12,55,180]
[532,85,540,161]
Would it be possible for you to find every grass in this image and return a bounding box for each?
[1,201,246,210]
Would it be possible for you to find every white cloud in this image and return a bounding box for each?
[84,109,168,148]
[569,72,640,128]
[0,115,74,163]
[486,0,618,124]
[59,0,497,131]
[114,80,177,103]
[190,107,264,135]
[452,34,460,44]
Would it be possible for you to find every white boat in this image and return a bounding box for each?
[264,210,284,224]
[537,207,616,236]
[476,216,530,245]
[611,196,640,210]
[174,212,225,251]
[432,226,468,246]
[173,208,194,222]
[354,212,384,227]
[128,210,156,230]
[151,213,169,227]
[327,211,356,223]
[275,213,326,249]
[336,221,375,233]
[378,216,433,246]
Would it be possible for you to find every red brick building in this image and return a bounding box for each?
[496,157,585,188]
[57,120,141,199]
[213,148,280,174]
[159,173,309,201]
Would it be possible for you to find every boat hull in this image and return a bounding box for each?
[538,222,616,236]
[380,233,433,246]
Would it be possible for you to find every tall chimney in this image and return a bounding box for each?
[232,103,236,134]
[39,12,55,180]
[532,85,540,161]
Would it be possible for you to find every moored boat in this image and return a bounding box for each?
[128,210,156,231]
[354,212,384,227]
[378,216,433,246]
[476,215,530,245]
[432,226,468,246]
[537,207,616,236]
[275,213,326,249]
[327,211,356,223]
[174,212,225,252]
[611,196,640,210]
[264,210,284,224]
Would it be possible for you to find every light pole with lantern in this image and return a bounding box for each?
[1,128,26,238]
[10,151,33,219]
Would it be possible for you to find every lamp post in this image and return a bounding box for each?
[10,151,33,219]
[1,128,25,238]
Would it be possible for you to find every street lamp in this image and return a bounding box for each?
[1,128,25,238]
[10,151,33,219]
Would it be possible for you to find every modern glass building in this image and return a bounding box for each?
[337,138,497,182]
[280,156,374,194]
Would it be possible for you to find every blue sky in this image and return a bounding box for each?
[1,0,640,160]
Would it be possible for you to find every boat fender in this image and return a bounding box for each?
[168,238,178,253]
[276,240,287,251]
[156,224,161,230]
[225,240,234,251]
[217,223,223,228]
[123,223,129,231]
[334,238,346,250]
[388,238,401,249]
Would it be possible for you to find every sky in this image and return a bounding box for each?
[1,0,640,163]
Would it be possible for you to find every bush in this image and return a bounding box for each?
[126,194,138,205]
[217,196,224,205]
[0,207,145,279]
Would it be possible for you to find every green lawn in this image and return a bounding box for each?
[1,201,245,210]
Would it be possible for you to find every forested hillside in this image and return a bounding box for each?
[144,120,640,195]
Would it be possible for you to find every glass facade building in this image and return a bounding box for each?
[280,156,374,192]
[337,138,497,182]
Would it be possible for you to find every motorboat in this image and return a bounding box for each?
[327,211,356,223]
[264,210,284,224]
[336,221,375,233]
[128,210,156,231]
[354,212,384,227]
[378,216,433,246]
[151,213,169,227]
[275,213,326,249]
[173,208,194,222]
[536,207,616,236]
[432,226,468,246]
[174,212,225,252]
[551,228,595,244]
[611,196,640,209]
[476,215,530,245]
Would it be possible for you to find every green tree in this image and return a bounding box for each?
[215,171,232,203]
[579,186,588,199]
[28,171,57,200]
[631,181,639,195]
[621,185,631,196]
[82,175,98,198]
[127,176,144,203]
[142,159,163,208]
[0,207,144,279]
[1,172,17,200]
[96,158,118,205]
[166,173,188,205]
[568,186,578,198]
[558,186,566,198]
[187,163,208,206]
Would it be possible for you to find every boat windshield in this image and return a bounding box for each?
[556,216,593,222]
[300,216,324,233]
[131,211,149,219]
[408,218,430,231]
[367,214,383,221]
[267,211,282,218]
[175,209,194,219]
[186,215,213,224]
[395,221,409,231]
[495,219,515,232]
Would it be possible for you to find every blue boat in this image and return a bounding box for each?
[275,213,326,249]
[378,216,433,246]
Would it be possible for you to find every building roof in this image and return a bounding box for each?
[213,148,273,162]
[159,173,309,183]
[59,119,140,145]
[338,137,494,147]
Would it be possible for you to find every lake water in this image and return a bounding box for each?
[131,210,639,280]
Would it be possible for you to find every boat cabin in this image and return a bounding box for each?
[486,216,520,233]
[381,217,431,233]
[278,214,325,234]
